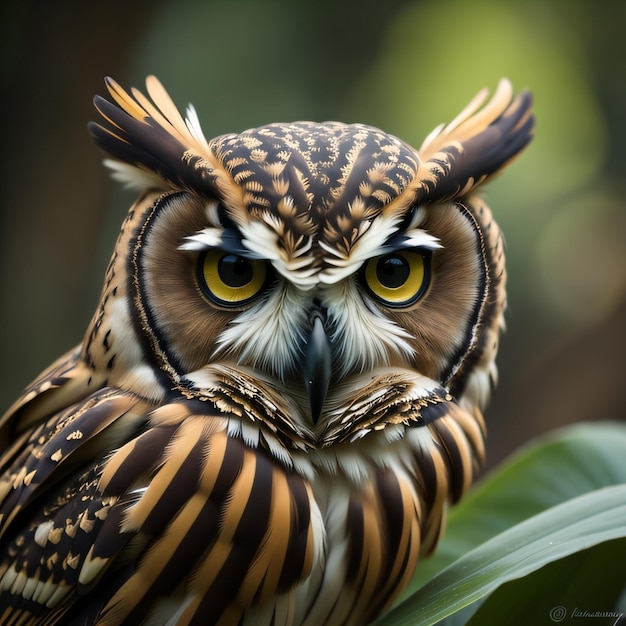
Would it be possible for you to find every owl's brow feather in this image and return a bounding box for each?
[180,227,261,258]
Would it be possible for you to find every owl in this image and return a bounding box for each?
[0,76,533,625]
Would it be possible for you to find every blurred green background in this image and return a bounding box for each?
[1,0,625,469]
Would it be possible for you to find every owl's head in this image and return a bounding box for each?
[87,77,532,445]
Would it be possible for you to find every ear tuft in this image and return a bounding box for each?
[416,79,534,202]
[88,76,220,195]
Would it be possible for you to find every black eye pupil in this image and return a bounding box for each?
[218,254,253,287]
[376,255,409,288]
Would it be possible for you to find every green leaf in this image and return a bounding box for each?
[375,484,626,626]
[465,538,626,626]
[403,422,626,596]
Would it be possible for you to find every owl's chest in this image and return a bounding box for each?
[122,418,429,625]
[275,441,426,625]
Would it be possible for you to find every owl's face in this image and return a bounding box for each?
[85,77,529,451]
[130,124,488,425]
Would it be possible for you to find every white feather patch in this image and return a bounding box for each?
[184,104,210,150]
[102,159,168,191]
[213,286,307,380]
[179,227,225,251]
[325,282,415,376]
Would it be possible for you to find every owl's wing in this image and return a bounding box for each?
[0,346,94,455]
[0,392,318,624]
[415,78,534,202]
[0,378,148,622]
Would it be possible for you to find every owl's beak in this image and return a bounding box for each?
[303,312,331,424]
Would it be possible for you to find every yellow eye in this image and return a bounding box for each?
[198,250,269,306]
[362,249,431,307]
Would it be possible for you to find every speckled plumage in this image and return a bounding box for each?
[0,76,533,625]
